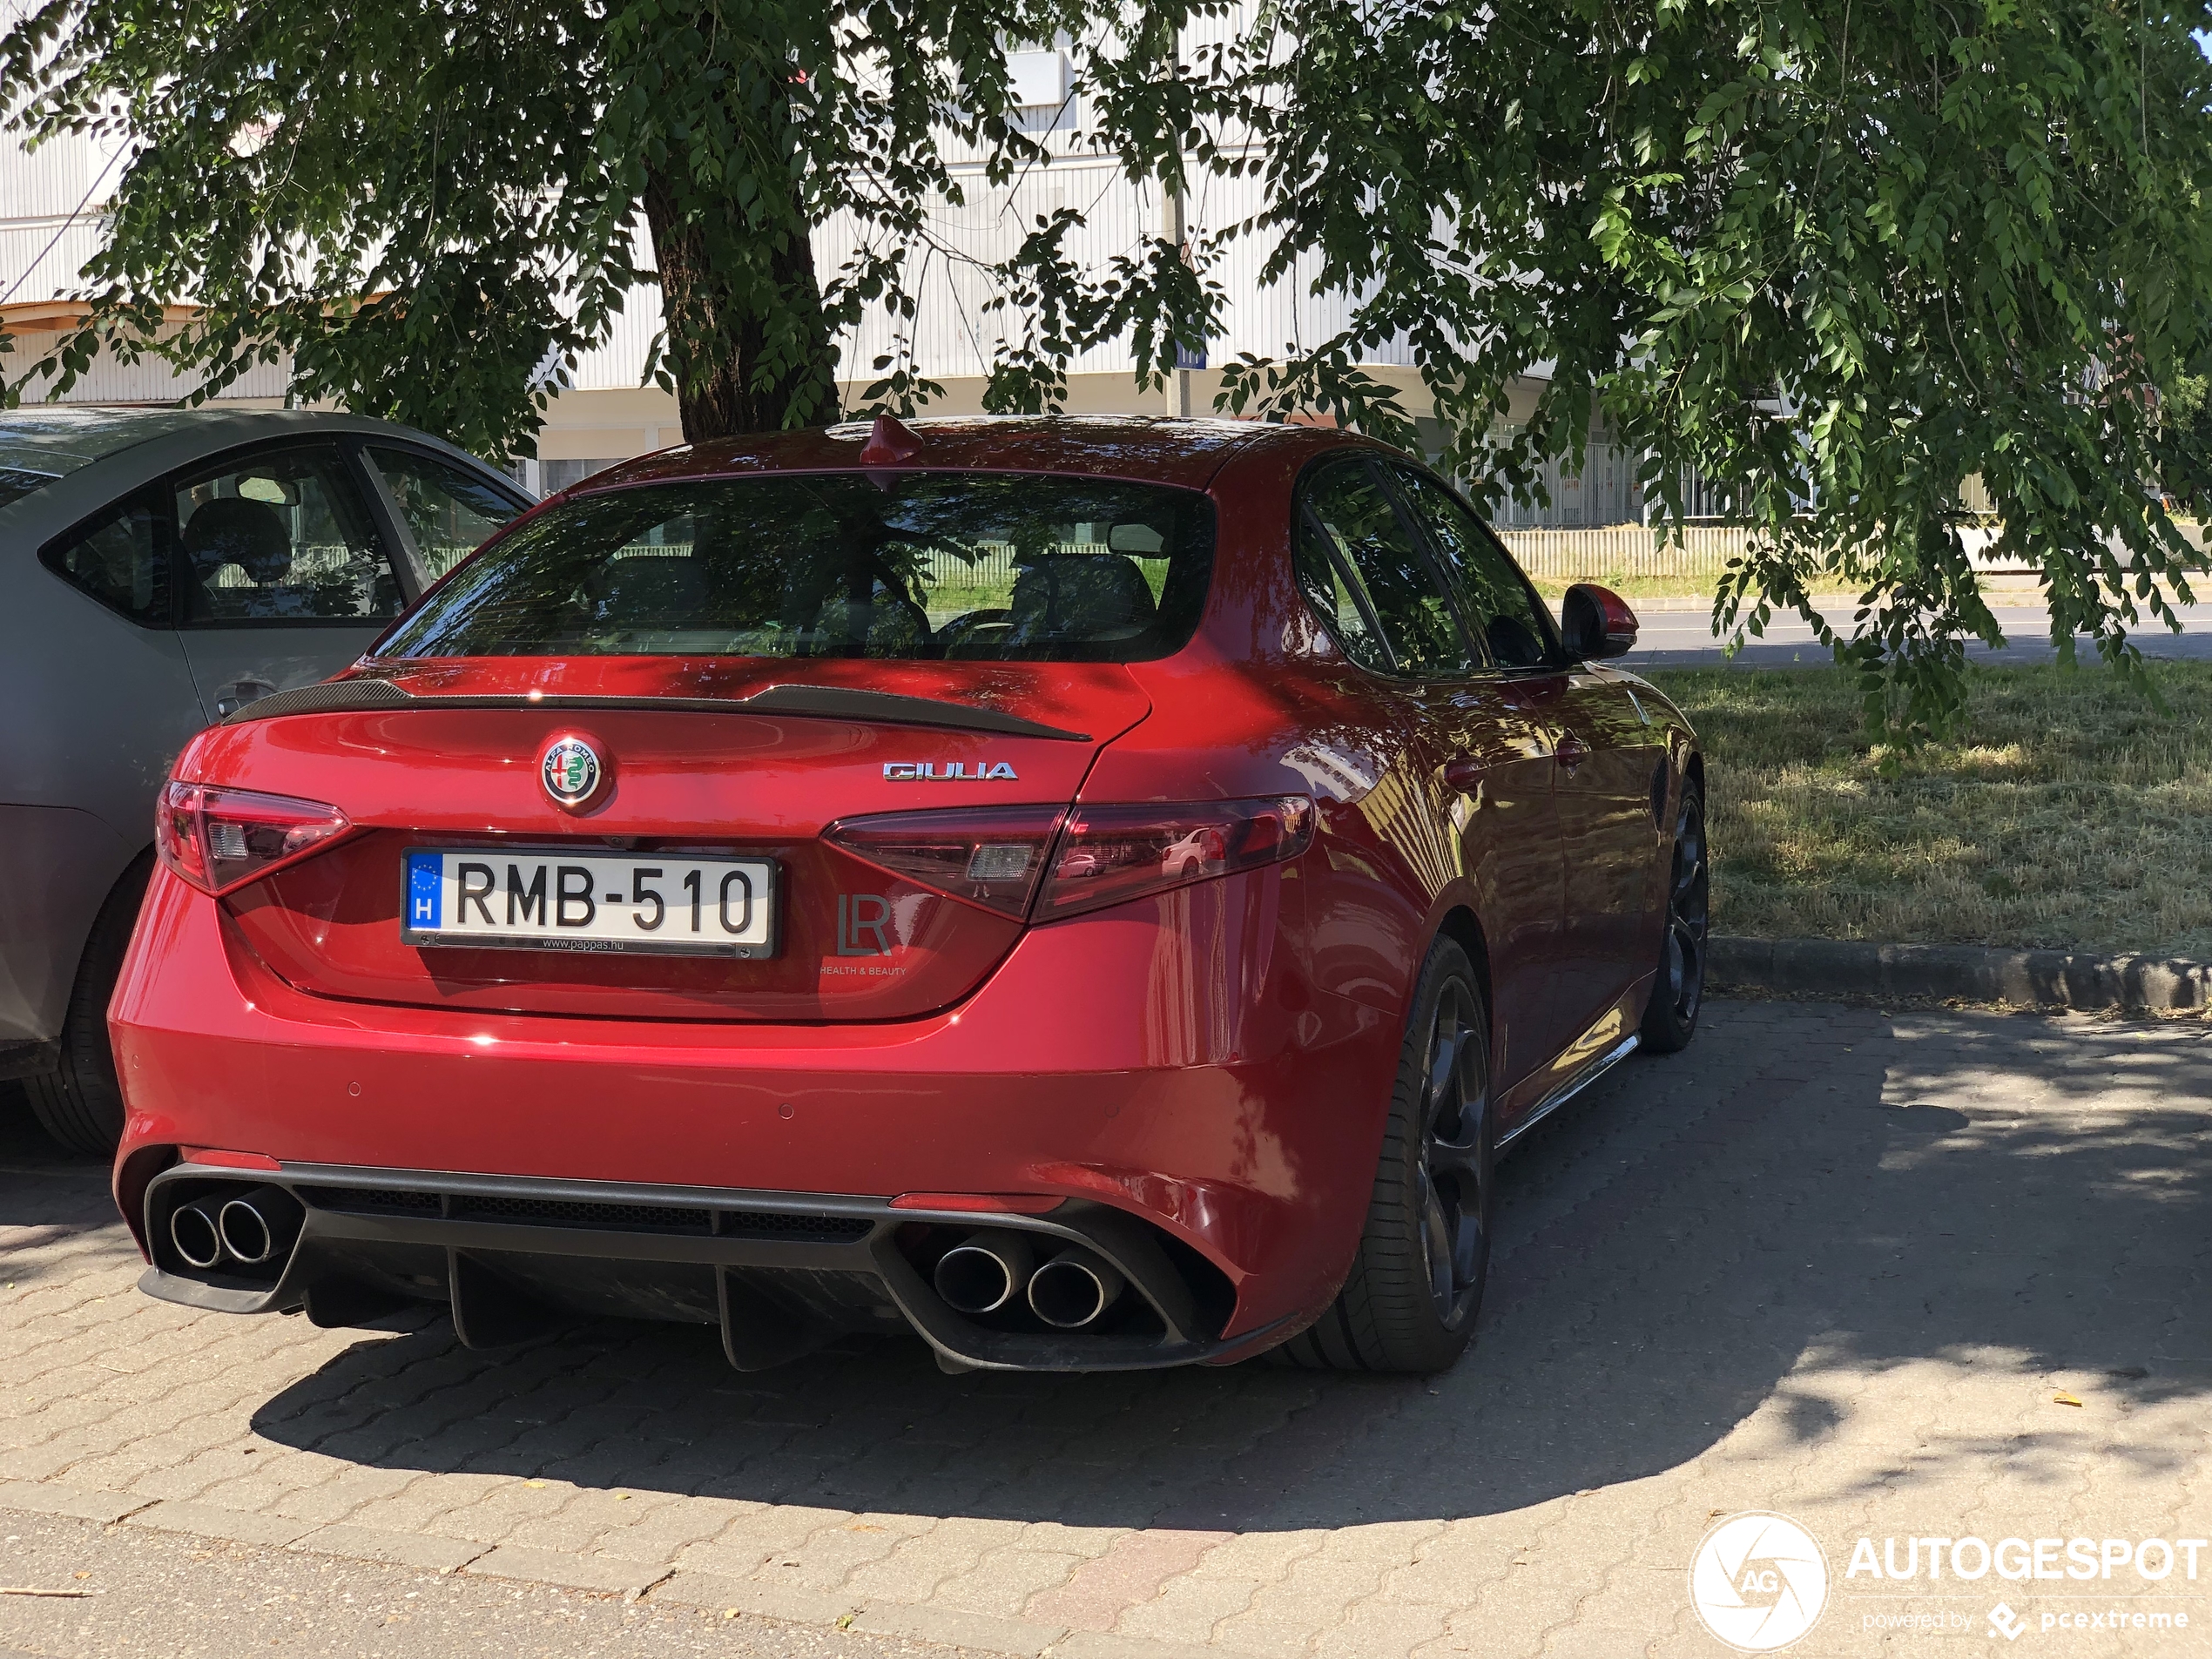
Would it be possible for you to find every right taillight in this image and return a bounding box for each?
[1034,796,1316,919]
[825,795,1315,923]
[825,805,1067,920]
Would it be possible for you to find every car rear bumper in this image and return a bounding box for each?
[111,865,1398,1370]
[137,1160,1309,1372]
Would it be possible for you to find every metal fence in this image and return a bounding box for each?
[1492,522,2212,582]
[558,541,1109,591]
[1494,525,1752,582]
[925,542,1110,589]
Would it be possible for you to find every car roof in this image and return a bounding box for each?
[579,415,1326,496]
[0,405,492,482]
[0,407,213,482]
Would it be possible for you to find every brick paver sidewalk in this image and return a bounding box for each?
[3,1000,2208,1657]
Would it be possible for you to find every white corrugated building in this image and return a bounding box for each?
[0,36,1644,526]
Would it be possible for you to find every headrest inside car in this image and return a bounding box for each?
[1008,555,1158,643]
[183,496,293,585]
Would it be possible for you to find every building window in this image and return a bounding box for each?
[537,458,627,494]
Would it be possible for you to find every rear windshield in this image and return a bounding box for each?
[0,467,67,510]
[375,472,1216,663]
[0,448,95,510]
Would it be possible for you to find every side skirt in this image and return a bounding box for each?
[1496,1032,1640,1152]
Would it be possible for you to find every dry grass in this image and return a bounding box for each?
[1642,662,2212,960]
[1527,573,2055,606]
[1527,572,1726,602]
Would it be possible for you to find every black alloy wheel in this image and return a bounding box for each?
[1414,975,1489,1328]
[1274,938,1494,1373]
[1641,778,1709,1054]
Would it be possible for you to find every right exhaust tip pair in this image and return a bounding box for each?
[933,1231,1127,1328]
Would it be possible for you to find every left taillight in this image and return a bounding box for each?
[156,781,352,897]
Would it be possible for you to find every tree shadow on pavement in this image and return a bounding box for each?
[214,1001,2211,1531]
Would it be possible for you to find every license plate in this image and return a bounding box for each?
[401,848,778,957]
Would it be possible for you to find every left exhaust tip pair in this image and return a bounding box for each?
[932,1230,1127,1329]
[168,1187,302,1273]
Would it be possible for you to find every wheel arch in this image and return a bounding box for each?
[1433,904,1494,1037]
[58,840,154,999]
[22,841,156,1154]
[88,844,158,971]
[1271,901,1495,1373]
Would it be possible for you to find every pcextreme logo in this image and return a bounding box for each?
[1689,1511,1831,1652]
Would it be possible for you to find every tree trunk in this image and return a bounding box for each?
[643,170,839,444]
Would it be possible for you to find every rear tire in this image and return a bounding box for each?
[1274,938,1494,1373]
[1639,778,1709,1055]
[24,857,148,1157]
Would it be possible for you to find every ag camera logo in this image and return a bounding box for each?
[1690,1511,1831,1651]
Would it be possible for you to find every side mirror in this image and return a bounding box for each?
[1561,583,1638,659]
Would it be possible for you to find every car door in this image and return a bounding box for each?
[1548,664,1666,1022]
[30,486,212,794]
[1292,456,1565,1095]
[15,489,209,1041]
[1389,466,1656,1054]
[171,441,414,716]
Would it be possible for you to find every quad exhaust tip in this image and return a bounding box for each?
[218,1197,279,1264]
[168,1186,306,1273]
[933,1232,1130,1328]
[169,1201,225,1271]
[1027,1247,1126,1329]
[933,1231,1036,1315]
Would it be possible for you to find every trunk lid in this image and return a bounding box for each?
[196,658,1149,1022]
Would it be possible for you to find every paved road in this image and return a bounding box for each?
[3,1000,2209,1658]
[1622,602,2212,670]
[0,1509,968,1659]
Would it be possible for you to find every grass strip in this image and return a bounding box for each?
[1642,661,2212,960]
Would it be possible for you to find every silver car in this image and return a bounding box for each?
[0,408,529,1152]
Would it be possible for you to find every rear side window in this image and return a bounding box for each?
[377,472,1215,663]
[1291,513,1393,672]
[39,493,171,624]
[1294,460,1469,678]
[173,444,401,624]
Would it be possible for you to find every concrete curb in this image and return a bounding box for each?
[1711,936,2212,1012]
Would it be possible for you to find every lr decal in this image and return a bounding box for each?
[883,761,1017,781]
[837,894,894,956]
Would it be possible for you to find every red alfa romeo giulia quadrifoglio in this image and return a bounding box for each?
[109,415,1707,1375]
